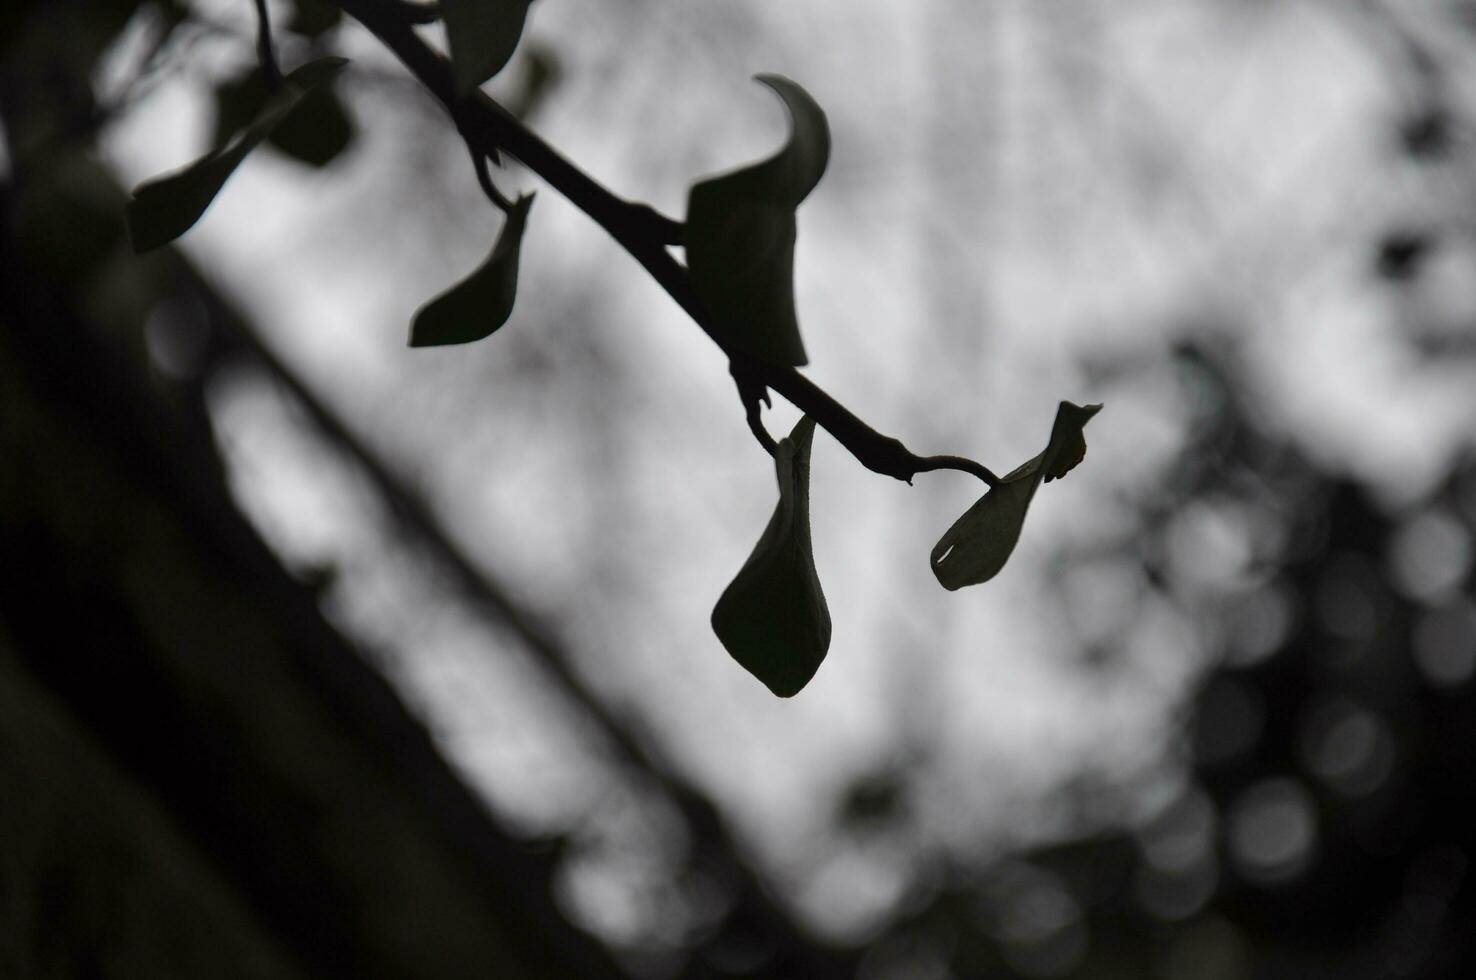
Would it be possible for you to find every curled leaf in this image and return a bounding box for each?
[712,417,831,697]
[409,195,533,347]
[931,401,1102,590]
[127,57,348,253]
[685,75,830,367]
[442,0,535,95]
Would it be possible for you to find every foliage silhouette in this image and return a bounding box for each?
[442,0,535,95]
[212,66,356,168]
[712,416,831,697]
[410,194,533,347]
[686,75,830,368]
[932,401,1101,590]
[126,56,346,251]
[21,0,1476,975]
[125,0,1097,694]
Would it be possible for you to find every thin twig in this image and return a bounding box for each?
[468,145,514,211]
[744,402,778,456]
[730,360,776,456]
[331,0,1000,489]
[251,0,283,85]
[914,454,1001,488]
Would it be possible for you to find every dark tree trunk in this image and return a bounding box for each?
[0,8,624,975]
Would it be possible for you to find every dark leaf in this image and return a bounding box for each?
[127,57,348,253]
[685,75,830,367]
[268,84,355,168]
[442,0,534,95]
[214,68,356,169]
[712,417,831,697]
[211,69,272,150]
[931,401,1102,590]
[501,43,560,120]
[409,195,533,347]
[286,0,342,37]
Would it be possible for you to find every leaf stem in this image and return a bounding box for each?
[730,360,776,456]
[468,145,514,212]
[331,0,998,489]
[251,0,283,86]
[914,455,1001,488]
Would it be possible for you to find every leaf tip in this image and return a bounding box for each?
[407,193,534,348]
[1042,401,1104,482]
[1065,400,1104,420]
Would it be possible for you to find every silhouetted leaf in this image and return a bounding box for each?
[501,44,560,120]
[712,417,831,697]
[409,195,533,347]
[269,84,355,167]
[931,401,1102,590]
[686,75,830,367]
[442,0,534,95]
[213,67,355,169]
[127,57,347,253]
[211,69,271,149]
[286,0,341,37]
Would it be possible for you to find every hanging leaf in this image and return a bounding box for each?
[127,57,348,253]
[442,0,535,95]
[685,75,830,367]
[712,417,831,697]
[930,401,1102,591]
[213,67,356,169]
[409,195,534,347]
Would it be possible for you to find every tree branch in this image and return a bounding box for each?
[332,0,1000,489]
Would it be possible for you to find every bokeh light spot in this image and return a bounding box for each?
[1222,582,1296,667]
[1138,789,1217,873]
[1387,510,1471,603]
[1228,778,1317,884]
[1315,555,1383,642]
[1411,601,1476,689]
[989,866,1086,979]
[1297,698,1395,797]
[144,294,212,381]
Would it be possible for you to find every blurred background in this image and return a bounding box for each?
[4,0,1476,976]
